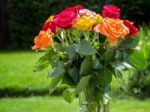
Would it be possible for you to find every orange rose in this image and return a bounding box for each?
[94,18,129,45]
[32,29,53,50]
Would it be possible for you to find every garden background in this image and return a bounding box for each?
[0,0,150,112]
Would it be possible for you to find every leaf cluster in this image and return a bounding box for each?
[34,29,139,103]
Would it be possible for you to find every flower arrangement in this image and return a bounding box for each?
[32,4,139,112]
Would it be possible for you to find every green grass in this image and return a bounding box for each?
[0,96,149,112]
[0,51,51,90]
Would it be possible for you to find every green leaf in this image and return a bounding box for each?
[143,42,150,60]
[98,69,113,88]
[80,57,91,75]
[48,67,65,78]
[102,47,115,63]
[76,39,95,55]
[65,45,76,59]
[115,50,121,59]
[68,67,79,83]
[129,51,147,71]
[75,75,91,94]
[63,89,75,103]
[33,61,49,72]
[111,61,125,70]
[94,87,103,104]
[114,69,122,79]
[49,76,62,94]
[93,32,99,40]
[122,49,133,62]
[119,37,139,49]
[53,43,65,52]
[33,53,51,72]
[92,58,103,70]
[33,49,57,72]
[62,73,75,86]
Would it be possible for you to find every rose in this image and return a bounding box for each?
[73,16,95,31]
[53,12,77,29]
[32,29,53,50]
[102,5,120,19]
[61,4,84,13]
[42,21,57,33]
[94,18,129,45]
[53,5,83,29]
[123,20,139,36]
[73,9,102,31]
[78,9,96,18]
[73,14,102,31]
[53,10,77,29]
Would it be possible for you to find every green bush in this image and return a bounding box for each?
[128,26,150,97]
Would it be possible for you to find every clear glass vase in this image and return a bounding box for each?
[79,88,109,112]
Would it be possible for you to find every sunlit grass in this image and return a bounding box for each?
[0,96,150,112]
[0,51,51,90]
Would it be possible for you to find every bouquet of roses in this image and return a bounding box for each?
[32,4,139,112]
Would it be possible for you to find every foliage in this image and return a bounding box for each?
[128,26,150,97]
[113,0,150,24]
[34,30,138,105]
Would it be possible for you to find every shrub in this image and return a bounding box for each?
[128,26,150,97]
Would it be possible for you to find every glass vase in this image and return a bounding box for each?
[79,88,109,112]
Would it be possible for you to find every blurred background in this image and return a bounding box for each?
[0,0,150,112]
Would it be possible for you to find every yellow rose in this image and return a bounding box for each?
[73,15,102,31]
[95,14,103,24]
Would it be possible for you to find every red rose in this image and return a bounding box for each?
[123,20,139,36]
[42,21,57,33]
[102,5,120,19]
[53,5,84,29]
[61,4,84,13]
[53,10,77,29]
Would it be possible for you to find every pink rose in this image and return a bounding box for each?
[42,21,57,33]
[102,5,120,19]
[53,11,77,29]
[123,20,139,36]
[53,5,84,29]
[61,4,84,13]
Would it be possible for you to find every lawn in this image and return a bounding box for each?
[0,51,51,90]
[0,96,149,112]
